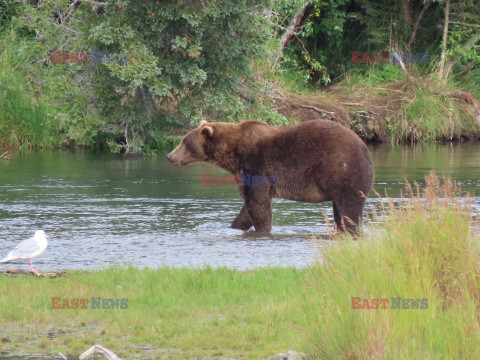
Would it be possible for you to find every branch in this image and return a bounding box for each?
[390,50,408,72]
[275,1,309,62]
[407,2,431,49]
[437,0,450,82]
[449,21,480,29]
[77,0,107,6]
[385,45,480,124]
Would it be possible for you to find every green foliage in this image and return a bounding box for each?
[0,31,62,150]
[275,0,347,85]
[1,0,284,151]
[89,0,275,126]
[0,0,24,29]
[0,0,479,149]
[441,1,480,79]
[368,64,407,84]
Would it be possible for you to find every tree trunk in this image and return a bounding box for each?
[406,2,431,50]
[437,0,450,82]
[275,1,310,62]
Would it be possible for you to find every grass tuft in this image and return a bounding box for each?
[306,170,480,359]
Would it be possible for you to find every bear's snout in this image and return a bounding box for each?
[166,152,179,166]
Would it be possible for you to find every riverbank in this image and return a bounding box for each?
[273,74,480,143]
[1,173,479,359]
[1,266,311,359]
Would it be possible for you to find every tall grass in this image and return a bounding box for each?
[0,30,61,150]
[306,171,480,359]
[392,90,478,142]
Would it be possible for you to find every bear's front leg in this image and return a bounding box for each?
[231,204,253,231]
[240,186,272,232]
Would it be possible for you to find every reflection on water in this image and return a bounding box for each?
[0,143,479,271]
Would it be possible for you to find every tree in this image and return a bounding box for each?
[89,0,274,125]
[436,0,480,82]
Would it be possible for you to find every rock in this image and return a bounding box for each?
[269,350,309,360]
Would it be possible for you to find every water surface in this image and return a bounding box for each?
[0,143,479,270]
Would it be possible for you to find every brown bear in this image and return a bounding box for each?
[167,119,375,234]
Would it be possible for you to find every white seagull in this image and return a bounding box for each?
[0,230,49,274]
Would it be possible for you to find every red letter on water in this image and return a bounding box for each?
[211,176,220,186]
[230,176,239,186]
[201,174,212,186]
[221,175,230,186]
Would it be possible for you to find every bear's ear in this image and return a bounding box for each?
[202,125,214,138]
[199,120,208,126]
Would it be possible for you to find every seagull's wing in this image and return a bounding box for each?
[5,236,41,260]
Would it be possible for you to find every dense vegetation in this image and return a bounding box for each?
[0,0,479,152]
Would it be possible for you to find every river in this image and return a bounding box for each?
[0,143,479,271]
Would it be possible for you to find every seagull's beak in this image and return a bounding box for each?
[46,235,50,238]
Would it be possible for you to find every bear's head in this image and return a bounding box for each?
[167,120,233,167]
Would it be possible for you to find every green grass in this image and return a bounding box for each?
[0,30,63,150]
[305,172,480,359]
[391,89,479,142]
[1,172,480,359]
[0,266,312,359]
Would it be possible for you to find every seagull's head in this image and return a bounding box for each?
[35,230,50,239]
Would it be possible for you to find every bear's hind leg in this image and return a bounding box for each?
[231,204,253,231]
[332,194,366,235]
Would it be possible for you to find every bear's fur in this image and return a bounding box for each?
[167,119,375,234]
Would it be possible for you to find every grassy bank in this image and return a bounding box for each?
[1,173,480,359]
[276,68,480,143]
[306,172,480,359]
[0,267,312,359]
